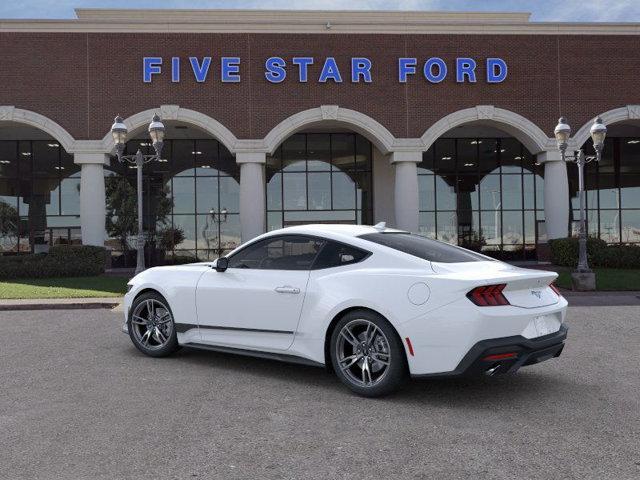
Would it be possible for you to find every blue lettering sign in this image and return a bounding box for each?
[189,57,212,83]
[351,58,372,83]
[486,58,508,83]
[171,57,180,83]
[319,57,342,83]
[143,57,162,83]
[424,57,447,83]
[221,57,241,83]
[265,57,287,83]
[398,58,417,83]
[456,58,477,83]
[292,57,314,82]
[143,55,507,85]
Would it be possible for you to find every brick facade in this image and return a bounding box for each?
[1,32,638,142]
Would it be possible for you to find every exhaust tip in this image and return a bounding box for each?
[485,365,501,376]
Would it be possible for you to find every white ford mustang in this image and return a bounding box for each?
[123,223,568,396]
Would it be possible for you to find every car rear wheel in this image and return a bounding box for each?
[128,292,179,357]
[330,310,407,397]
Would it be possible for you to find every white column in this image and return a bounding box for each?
[391,151,422,232]
[538,151,569,240]
[237,152,266,242]
[75,153,109,246]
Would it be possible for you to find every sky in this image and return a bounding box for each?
[0,0,639,22]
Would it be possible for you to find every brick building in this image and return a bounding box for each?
[0,9,638,264]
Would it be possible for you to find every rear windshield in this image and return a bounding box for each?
[359,233,492,263]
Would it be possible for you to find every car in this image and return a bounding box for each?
[122,223,568,397]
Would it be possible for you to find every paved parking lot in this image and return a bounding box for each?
[1,305,639,480]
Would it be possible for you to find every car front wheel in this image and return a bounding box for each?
[330,310,408,397]
[128,292,180,357]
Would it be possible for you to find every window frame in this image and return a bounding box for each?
[225,233,372,271]
[311,238,372,270]
[226,234,326,271]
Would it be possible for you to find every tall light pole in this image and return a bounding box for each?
[553,116,607,289]
[202,207,228,257]
[111,114,165,274]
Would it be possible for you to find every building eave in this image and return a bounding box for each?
[0,9,638,34]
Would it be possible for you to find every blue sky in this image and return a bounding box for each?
[0,0,639,22]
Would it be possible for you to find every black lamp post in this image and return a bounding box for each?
[553,116,607,288]
[111,114,165,274]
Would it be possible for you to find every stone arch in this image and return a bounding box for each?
[100,105,239,155]
[420,105,552,155]
[572,105,640,149]
[0,106,76,152]
[263,105,397,155]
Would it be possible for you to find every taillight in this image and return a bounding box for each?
[549,282,562,297]
[467,284,510,306]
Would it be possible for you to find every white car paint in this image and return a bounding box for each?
[123,224,568,376]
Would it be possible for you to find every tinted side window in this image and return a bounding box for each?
[227,235,325,270]
[312,241,370,269]
[359,233,491,263]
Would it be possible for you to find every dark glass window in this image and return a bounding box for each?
[0,140,80,254]
[418,137,543,260]
[228,235,325,270]
[312,240,370,269]
[570,136,640,244]
[266,133,373,229]
[106,138,240,267]
[360,232,490,263]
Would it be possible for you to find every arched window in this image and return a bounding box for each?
[570,135,640,244]
[0,138,80,253]
[266,133,373,230]
[418,137,544,260]
[106,137,239,267]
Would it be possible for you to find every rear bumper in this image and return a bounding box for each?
[412,324,568,378]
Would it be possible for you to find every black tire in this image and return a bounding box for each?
[127,291,180,358]
[330,309,408,397]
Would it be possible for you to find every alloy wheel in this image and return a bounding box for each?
[335,319,391,388]
[130,299,174,350]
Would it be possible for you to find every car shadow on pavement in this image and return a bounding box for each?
[164,345,572,406]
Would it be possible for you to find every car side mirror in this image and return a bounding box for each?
[215,257,228,272]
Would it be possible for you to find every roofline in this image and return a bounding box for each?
[0,9,638,35]
[75,8,534,23]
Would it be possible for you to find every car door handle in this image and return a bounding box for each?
[275,286,300,294]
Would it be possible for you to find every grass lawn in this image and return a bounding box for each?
[555,268,640,291]
[0,276,129,299]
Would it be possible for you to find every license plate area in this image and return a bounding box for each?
[522,314,561,339]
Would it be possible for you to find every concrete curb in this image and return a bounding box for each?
[0,298,122,311]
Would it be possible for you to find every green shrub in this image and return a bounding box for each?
[597,245,640,268]
[549,237,640,269]
[0,245,107,280]
[549,237,607,267]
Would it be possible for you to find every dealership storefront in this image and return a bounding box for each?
[0,9,639,265]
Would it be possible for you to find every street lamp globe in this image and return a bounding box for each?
[554,117,571,154]
[110,115,128,156]
[148,114,165,156]
[590,116,607,157]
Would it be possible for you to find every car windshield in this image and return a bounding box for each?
[358,233,492,263]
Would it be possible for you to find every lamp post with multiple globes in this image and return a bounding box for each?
[110,114,165,274]
[553,116,607,289]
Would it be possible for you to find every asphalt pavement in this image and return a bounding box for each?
[0,306,638,479]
